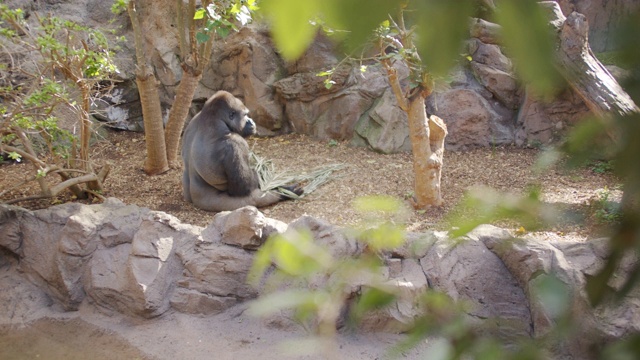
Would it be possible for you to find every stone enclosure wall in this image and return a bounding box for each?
[1,201,639,359]
[6,0,637,152]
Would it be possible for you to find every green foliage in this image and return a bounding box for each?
[595,51,623,67]
[410,0,475,78]
[248,196,408,340]
[447,186,560,238]
[589,187,622,225]
[590,160,614,174]
[1,5,118,200]
[259,0,320,60]
[250,1,640,359]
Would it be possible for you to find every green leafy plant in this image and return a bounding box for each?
[589,159,614,174]
[0,5,118,203]
[590,187,622,225]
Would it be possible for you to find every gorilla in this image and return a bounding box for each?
[181,91,301,212]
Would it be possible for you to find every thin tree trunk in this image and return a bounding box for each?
[164,66,202,167]
[407,95,446,208]
[137,69,169,175]
[128,0,169,175]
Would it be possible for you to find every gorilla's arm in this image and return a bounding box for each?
[223,136,259,197]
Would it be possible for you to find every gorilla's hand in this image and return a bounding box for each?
[277,184,304,200]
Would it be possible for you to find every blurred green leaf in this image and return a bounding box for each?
[260,0,319,60]
[350,286,396,321]
[495,0,562,96]
[353,195,404,214]
[247,289,325,316]
[195,32,210,43]
[531,274,571,319]
[562,117,612,168]
[412,0,475,77]
[319,0,397,52]
[193,8,206,20]
[361,223,405,251]
[600,333,640,360]
[448,186,559,238]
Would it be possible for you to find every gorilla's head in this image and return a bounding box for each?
[204,91,256,137]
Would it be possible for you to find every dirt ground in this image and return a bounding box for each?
[0,128,621,239]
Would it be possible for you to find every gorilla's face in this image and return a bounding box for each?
[237,112,256,138]
[222,96,256,138]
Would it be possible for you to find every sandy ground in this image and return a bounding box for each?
[0,262,429,360]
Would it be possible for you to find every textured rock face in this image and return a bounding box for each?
[11,0,629,152]
[0,201,276,318]
[203,27,286,132]
[1,202,639,358]
[515,88,590,146]
[421,236,532,343]
[429,88,514,150]
[557,0,640,52]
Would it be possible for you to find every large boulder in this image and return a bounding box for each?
[203,27,286,132]
[420,233,532,343]
[515,88,591,146]
[428,87,515,150]
[556,0,640,52]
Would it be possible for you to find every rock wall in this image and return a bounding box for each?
[1,201,639,358]
[5,0,631,151]
[557,0,640,52]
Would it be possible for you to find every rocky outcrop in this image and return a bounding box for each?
[8,0,631,152]
[1,201,638,358]
[0,200,269,317]
[557,0,640,52]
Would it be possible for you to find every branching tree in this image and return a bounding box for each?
[0,6,118,203]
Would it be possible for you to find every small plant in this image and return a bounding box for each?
[589,159,614,174]
[590,187,622,225]
[0,5,118,203]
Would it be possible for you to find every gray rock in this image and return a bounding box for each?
[470,62,521,109]
[204,206,268,249]
[170,287,238,316]
[0,204,28,256]
[469,39,513,73]
[556,0,640,52]
[289,216,360,258]
[353,88,412,154]
[515,88,590,146]
[176,240,258,302]
[388,231,445,259]
[420,235,532,343]
[204,27,286,131]
[429,88,515,150]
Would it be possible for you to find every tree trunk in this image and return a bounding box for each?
[540,2,639,117]
[164,65,202,168]
[79,83,92,173]
[137,68,169,175]
[128,0,169,175]
[407,95,447,208]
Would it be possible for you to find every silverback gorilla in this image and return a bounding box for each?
[181,91,302,211]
